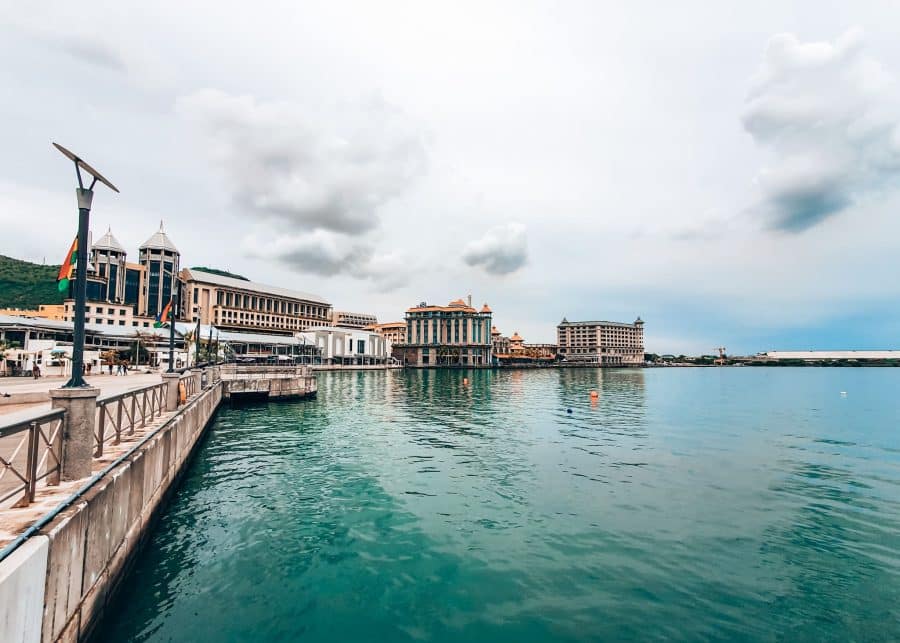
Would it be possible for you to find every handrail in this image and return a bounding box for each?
[0,408,65,508]
[94,382,167,457]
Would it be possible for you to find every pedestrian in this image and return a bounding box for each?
[123,359,129,375]
[108,362,113,375]
[32,363,40,379]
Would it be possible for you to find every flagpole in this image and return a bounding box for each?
[168,296,175,373]
[195,316,201,366]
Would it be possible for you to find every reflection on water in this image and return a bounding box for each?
[96,368,900,642]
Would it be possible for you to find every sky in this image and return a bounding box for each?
[1,1,900,354]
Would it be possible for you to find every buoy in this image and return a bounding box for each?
[463,377,469,386]
[567,408,573,414]
[590,390,599,399]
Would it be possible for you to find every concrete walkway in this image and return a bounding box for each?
[0,373,164,420]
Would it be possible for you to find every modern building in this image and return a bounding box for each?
[90,228,127,304]
[299,327,389,366]
[557,317,644,366]
[0,306,65,320]
[332,311,378,329]
[139,223,181,318]
[181,268,332,335]
[396,297,493,367]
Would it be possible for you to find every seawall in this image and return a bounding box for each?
[0,381,222,643]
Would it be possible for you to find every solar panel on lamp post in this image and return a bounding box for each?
[53,143,119,388]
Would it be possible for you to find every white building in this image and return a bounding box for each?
[299,327,389,366]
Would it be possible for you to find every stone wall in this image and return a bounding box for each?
[0,381,222,643]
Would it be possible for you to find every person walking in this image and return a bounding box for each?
[32,363,40,379]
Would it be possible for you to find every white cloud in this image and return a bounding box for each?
[176,89,427,236]
[462,223,528,275]
[743,29,900,231]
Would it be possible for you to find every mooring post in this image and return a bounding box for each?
[50,387,100,480]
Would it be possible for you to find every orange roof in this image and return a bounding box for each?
[511,332,523,341]
[481,303,492,313]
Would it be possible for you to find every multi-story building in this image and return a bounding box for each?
[299,327,388,366]
[90,228,127,304]
[368,321,407,347]
[139,223,181,318]
[397,297,493,367]
[556,317,644,366]
[181,268,331,335]
[332,311,378,329]
[491,327,557,365]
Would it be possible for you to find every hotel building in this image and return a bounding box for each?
[181,268,331,335]
[368,321,407,347]
[556,317,645,366]
[398,297,493,367]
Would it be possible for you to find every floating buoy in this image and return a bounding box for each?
[590,390,599,399]
[567,408,573,414]
[463,377,469,386]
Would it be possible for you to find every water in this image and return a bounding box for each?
[96,368,900,641]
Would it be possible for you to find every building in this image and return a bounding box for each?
[557,317,644,366]
[299,327,389,366]
[368,321,407,347]
[181,268,331,335]
[90,228,127,304]
[0,305,65,320]
[332,311,378,329]
[397,297,493,367]
[760,350,900,362]
[139,223,181,318]
[491,328,557,366]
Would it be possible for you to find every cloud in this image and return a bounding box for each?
[176,89,427,236]
[245,230,411,292]
[742,29,900,231]
[57,36,127,72]
[462,223,528,275]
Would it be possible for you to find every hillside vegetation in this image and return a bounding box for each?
[0,255,63,309]
[190,266,250,281]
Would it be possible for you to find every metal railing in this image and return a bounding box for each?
[94,382,167,457]
[0,409,64,507]
[181,372,197,397]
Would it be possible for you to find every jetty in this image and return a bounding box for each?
[0,364,315,643]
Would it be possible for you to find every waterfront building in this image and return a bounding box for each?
[760,350,900,362]
[397,297,493,367]
[139,223,181,319]
[368,321,407,347]
[492,327,557,366]
[90,228,127,304]
[557,317,644,366]
[299,327,388,366]
[332,311,378,329]
[181,268,331,335]
[0,305,65,320]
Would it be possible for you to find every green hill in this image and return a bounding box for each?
[0,255,64,309]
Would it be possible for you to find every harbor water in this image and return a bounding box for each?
[96,368,900,641]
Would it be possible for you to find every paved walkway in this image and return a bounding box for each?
[0,373,164,421]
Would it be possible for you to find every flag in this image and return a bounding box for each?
[56,236,78,293]
[154,299,173,328]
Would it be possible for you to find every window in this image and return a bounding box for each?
[119,309,126,316]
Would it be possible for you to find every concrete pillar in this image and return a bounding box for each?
[191,369,202,395]
[49,387,100,481]
[162,372,180,411]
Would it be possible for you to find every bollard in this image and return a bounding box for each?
[162,372,181,411]
[49,387,100,481]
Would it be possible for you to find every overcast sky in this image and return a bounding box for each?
[2,1,900,354]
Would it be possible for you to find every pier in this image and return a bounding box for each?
[0,365,316,643]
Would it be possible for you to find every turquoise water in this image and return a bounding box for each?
[96,368,900,641]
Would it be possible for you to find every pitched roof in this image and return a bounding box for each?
[92,228,126,253]
[140,222,179,253]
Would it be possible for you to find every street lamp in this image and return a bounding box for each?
[53,143,119,388]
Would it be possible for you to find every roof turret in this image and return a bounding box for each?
[140,221,179,253]
[92,227,126,254]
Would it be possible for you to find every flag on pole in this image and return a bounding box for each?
[154,299,173,328]
[56,236,78,293]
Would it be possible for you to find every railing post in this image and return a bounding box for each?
[48,415,62,486]
[191,368,203,396]
[162,372,180,411]
[13,421,40,507]
[96,403,107,455]
[49,386,100,481]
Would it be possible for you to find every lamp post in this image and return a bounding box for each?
[168,294,176,373]
[53,143,119,388]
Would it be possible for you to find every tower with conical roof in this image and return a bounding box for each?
[139,221,181,318]
[90,227,127,303]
